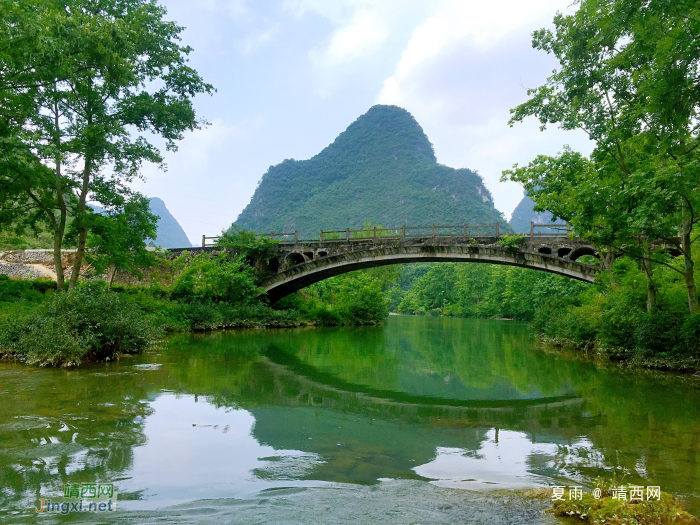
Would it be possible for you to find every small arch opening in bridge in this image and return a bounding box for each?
[317,250,328,258]
[538,247,552,255]
[558,247,572,258]
[286,253,305,267]
[569,247,597,261]
[267,257,279,273]
[303,251,314,260]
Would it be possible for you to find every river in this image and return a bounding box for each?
[1,316,699,523]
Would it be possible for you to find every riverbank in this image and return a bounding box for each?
[0,272,388,366]
[540,335,700,375]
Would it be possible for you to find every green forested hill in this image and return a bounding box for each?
[235,105,508,237]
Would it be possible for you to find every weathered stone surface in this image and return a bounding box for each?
[0,249,79,281]
[0,249,77,265]
[0,262,44,279]
[261,236,599,302]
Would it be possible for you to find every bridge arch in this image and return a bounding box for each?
[285,252,305,266]
[262,243,598,302]
[569,246,598,261]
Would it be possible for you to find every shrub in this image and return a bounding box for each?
[0,282,159,366]
[496,233,526,250]
[680,313,700,354]
[635,307,686,355]
[0,275,56,303]
[171,252,263,304]
[216,225,279,264]
[166,300,303,331]
[306,305,344,326]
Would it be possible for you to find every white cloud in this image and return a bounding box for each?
[291,0,429,68]
[373,0,588,218]
[378,0,573,105]
[283,0,353,23]
[186,0,250,20]
[322,9,388,65]
[239,26,279,54]
[163,0,278,56]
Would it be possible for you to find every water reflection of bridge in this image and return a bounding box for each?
[242,348,599,485]
[257,347,597,444]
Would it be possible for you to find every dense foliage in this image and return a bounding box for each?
[279,265,401,326]
[394,263,588,320]
[0,0,212,289]
[503,0,700,314]
[533,257,700,362]
[235,105,509,238]
[393,254,700,368]
[0,248,400,365]
[216,226,279,266]
[0,281,157,366]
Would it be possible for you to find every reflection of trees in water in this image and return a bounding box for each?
[157,334,598,484]
[163,327,700,507]
[2,323,699,515]
[0,365,155,514]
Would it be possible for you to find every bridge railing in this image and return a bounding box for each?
[530,222,570,238]
[270,223,505,244]
[200,222,572,247]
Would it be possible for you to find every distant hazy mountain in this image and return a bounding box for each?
[147,198,192,248]
[509,193,564,234]
[90,197,192,248]
[235,105,509,237]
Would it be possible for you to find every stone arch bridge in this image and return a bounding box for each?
[199,224,601,303]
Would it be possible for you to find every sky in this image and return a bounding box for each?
[137,0,593,245]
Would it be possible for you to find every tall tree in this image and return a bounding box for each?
[0,0,213,289]
[503,0,700,312]
[0,1,69,286]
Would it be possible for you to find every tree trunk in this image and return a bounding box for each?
[641,245,657,313]
[51,102,68,290]
[53,226,65,290]
[681,201,699,313]
[53,175,67,290]
[69,161,91,290]
[600,248,616,285]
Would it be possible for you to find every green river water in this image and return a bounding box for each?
[1,316,699,523]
